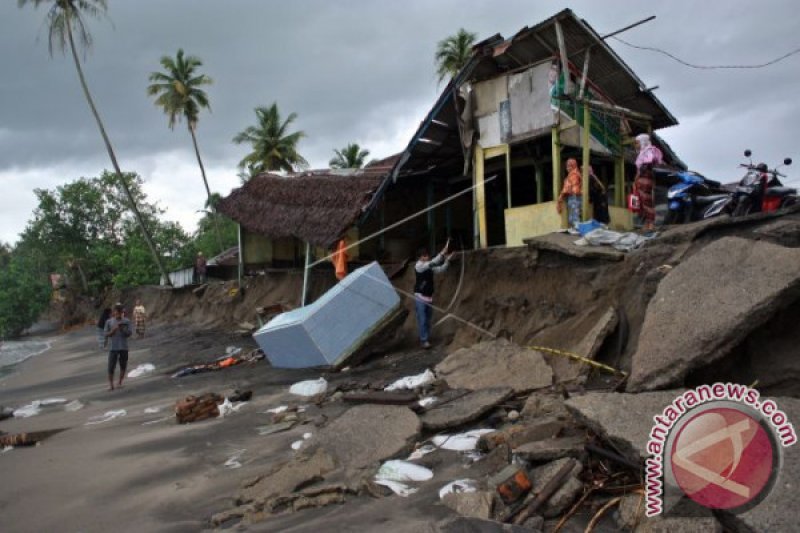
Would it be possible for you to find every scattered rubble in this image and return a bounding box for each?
[435,339,552,393]
[441,491,494,519]
[174,393,222,424]
[513,436,585,462]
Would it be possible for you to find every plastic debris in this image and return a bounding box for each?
[418,396,438,408]
[384,369,436,391]
[85,410,127,425]
[143,406,163,414]
[289,377,328,397]
[439,479,479,500]
[432,429,495,451]
[374,479,418,497]
[127,363,155,378]
[65,400,84,412]
[40,398,67,406]
[218,398,247,417]
[291,440,305,451]
[2,446,12,454]
[407,444,437,461]
[13,402,42,418]
[302,432,312,440]
[142,416,171,426]
[265,405,289,414]
[224,449,245,469]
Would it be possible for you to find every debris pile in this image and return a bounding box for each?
[175,392,223,424]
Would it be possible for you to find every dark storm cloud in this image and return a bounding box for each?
[1,0,798,243]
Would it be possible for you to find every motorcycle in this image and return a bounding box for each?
[730,150,795,217]
[663,170,730,224]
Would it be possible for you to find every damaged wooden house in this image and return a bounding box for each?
[370,8,685,251]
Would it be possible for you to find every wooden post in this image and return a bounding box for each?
[301,241,311,307]
[474,147,488,248]
[615,156,625,207]
[578,47,591,101]
[506,147,512,208]
[554,20,572,97]
[582,102,591,221]
[551,126,562,227]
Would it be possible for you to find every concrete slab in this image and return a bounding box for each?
[628,237,800,391]
[421,387,513,431]
[514,436,585,462]
[436,339,553,393]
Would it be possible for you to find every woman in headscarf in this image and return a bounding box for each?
[634,133,663,231]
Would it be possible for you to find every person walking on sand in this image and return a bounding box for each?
[414,239,454,350]
[133,299,147,338]
[96,307,111,349]
[195,252,207,284]
[557,158,582,230]
[104,303,132,391]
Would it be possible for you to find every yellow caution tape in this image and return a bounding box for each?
[528,345,627,377]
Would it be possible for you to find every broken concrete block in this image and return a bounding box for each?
[530,458,583,519]
[237,447,337,505]
[306,404,421,482]
[435,339,552,393]
[513,436,585,462]
[629,237,800,391]
[530,305,618,384]
[520,393,570,421]
[565,391,680,462]
[421,387,513,431]
[441,491,494,519]
[477,417,564,452]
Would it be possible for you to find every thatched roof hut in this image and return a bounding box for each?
[217,169,385,249]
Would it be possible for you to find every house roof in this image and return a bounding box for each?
[217,169,383,249]
[366,9,680,212]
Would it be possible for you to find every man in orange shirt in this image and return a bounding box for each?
[557,158,582,229]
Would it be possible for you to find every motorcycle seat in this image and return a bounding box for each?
[694,194,729,205]
[767,186,797,195]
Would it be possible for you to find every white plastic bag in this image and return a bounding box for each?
[438,479,479,500]
[289,377,328,396]
[432,429,494,451]
[127,363,155,378]
[376,460,434,483]
[384,369,435,391]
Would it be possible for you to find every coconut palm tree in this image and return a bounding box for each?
[329,143,370,169]
[19,0,172,286]
[435,28,477,84]
[147,49,223,254]
[233,103,308,175]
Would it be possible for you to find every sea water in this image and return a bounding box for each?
[0,339,52,379]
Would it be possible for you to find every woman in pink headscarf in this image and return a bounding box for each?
[633,133,663,231]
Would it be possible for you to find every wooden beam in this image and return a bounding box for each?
[581,103,591,221]
[578,46,592,101]
[554,20,572,97]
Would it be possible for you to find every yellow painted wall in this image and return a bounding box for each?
[242,230,272,264]
[608,206,634,231]
[504,201,565,246]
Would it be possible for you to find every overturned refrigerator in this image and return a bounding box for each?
[253,262,406,369]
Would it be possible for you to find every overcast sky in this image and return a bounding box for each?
[2,0,798,244]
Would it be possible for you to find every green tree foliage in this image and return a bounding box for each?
[0,254,51,339]
[19,0,172,285]
[233,102,308,177]
[435,28,477,84]
[329,143,370,169]
[16,171,194,293]
[147,49,224,254]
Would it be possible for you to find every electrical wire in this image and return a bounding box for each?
[612,36,800,70]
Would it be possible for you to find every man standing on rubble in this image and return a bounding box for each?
[104,303,132,391]
[414,239,454,349]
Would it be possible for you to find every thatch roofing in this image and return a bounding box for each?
[217,169,383,249]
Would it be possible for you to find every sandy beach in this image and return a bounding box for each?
[0,322,452,533]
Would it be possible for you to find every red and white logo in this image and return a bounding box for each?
[670,407,776,510]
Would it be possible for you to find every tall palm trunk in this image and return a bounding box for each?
[64,9,172,286]
[189,123,224,255]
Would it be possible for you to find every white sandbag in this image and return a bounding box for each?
[384,369,435,391]
[127,363,155,378]
[439,479,479,500]
[432,429,494,451]
[373,479,418,497]
[289,377,328,396]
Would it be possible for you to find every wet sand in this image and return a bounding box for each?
[0,324,446,533]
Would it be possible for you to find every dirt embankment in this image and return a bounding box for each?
[116,208,800,397]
